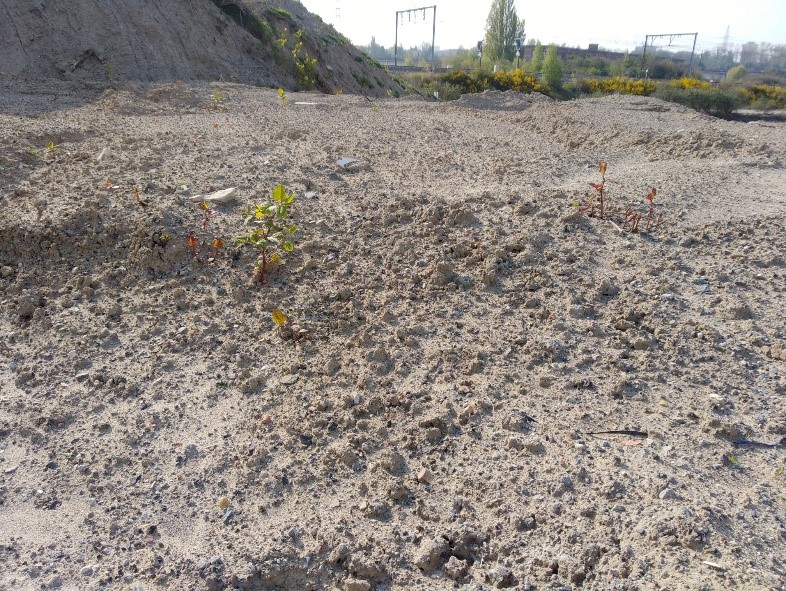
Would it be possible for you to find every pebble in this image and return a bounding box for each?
[417,467,434,484]
[45,575,62,589]
[184,443,199,459]
[217,496,230,510]
[79,565,94,577]
[659,487,678,500]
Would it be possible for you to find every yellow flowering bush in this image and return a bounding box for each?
[668,77,711,90]
[572,77,655,96]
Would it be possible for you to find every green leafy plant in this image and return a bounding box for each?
[291,30,317,89]
[44,141,57,163]
[277,87,289,106]
[206,88,227,112]
[272,308,309,343]
[235,185,297,284]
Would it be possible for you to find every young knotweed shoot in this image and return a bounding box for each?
[277,87,289,106]
[187,201,224,263]
[272,308,309,343]
[575,161,664,233]
[235,185,297,284]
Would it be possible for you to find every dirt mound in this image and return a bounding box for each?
[1,86,786,590]
[0,0,399,96]
[454,89,553,111]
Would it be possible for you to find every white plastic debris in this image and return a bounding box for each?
[96,147,111,163]
[336,157,361,169]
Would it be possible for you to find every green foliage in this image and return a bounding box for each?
[266,7,295,24]
[277,87,288,106]
[648,59,687,80]
[726,64,748,83]
[541,45,564,89]
[351,71,374,89]
[484,0,525,62]
[738,83,786,109]
[653,85,743,117]
[207,87,227,111]
[530,42,543,72]
[235,185,298,284]
[291,30,317,90]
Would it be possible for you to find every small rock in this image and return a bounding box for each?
[96,147,111,163]
[329,544,350,564]
[486,566,516,588]
[46,575,62,589]
[444,555,468,581]
[189,187,237,204]
[513,515,537,531]
[413,537,449,572]
[658,487,678,500]
[417,467,434,484]
[217,496,230,510]
[363,499,391,520]
[79,565,94,577]
[184,443,199,459]
[387,480,410,501]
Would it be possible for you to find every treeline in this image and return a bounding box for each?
[361,39,786,77]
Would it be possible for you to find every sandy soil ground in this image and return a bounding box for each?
[1,82,786,591]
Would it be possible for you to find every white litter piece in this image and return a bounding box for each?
[96,147,111,163]
[294,101,322,106]
[336,157,361,169]
[189,187,238,204]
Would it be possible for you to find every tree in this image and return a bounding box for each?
[541,44,563,88]
[484,0,525,62]
[726,64,748,82]
[530,41,543,72]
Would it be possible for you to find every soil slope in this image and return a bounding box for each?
[0,0,398,96]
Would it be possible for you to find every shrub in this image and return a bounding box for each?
[668,77,711,91]
[541,45,563,89]
[570,77,655,96]
[653,85,743,117]
[725,65,748,83]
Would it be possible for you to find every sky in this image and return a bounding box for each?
[298,0,786,53]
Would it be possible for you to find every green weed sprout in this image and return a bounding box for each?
[235,185,297,284]
[277,87,289,106]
